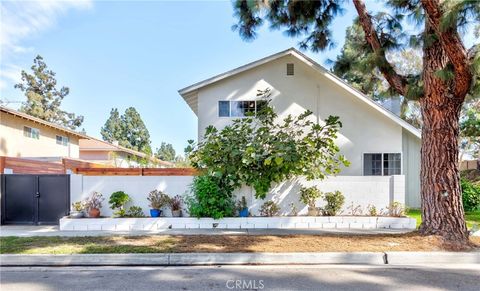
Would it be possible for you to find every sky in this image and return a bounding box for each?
[1,0,474,155]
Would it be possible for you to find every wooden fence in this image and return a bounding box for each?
[460,160,479,171]
[0,156,108,174]
[75,167,199,176]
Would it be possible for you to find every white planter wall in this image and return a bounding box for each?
[70,174,405,217]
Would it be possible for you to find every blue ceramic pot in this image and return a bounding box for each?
[239,208,248,217]
[150,209,162,217]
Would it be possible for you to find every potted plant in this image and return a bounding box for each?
[299,186,322,216]
[169,195,183,217]
[236,196,249,217]
[109,191,131,217]
[70,201,85,218]
[84,191,104,218]
[147,190,170,217]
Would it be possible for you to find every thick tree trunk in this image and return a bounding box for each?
[419,23,468,244]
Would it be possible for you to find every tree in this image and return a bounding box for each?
[121,107,152,154]
[100,107,152,154]
[155,142,176,162]
[187,89,349,200]
[14,55,83,130]
[233,0,480,244]
[101,108,124,143]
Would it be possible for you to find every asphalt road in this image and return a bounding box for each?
[1,264,479,291]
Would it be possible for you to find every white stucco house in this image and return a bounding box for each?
[178,48,422,208]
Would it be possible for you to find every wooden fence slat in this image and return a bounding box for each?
[75,167,199,176]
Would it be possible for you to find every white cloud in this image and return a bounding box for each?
[0,0,92,92]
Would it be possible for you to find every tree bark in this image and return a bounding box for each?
[419,22,468,243]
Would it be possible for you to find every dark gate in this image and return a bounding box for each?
[1,175,70,225]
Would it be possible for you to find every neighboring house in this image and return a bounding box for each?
[79,139,172,168]
[0,106,84,159]
[0,106,171,168]
[179,48,422,207]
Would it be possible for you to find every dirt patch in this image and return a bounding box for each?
[1,232,479,254]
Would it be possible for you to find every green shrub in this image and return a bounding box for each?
[186,175,235,219]
[126,206,145,218]
[299,186,322,208]
[259,201,280,217]
[461,178,480,211]
[321,191,345,216]
[109,191,131,217]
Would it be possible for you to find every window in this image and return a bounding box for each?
[218,100,266,117]
[364,153,401,176]
[23,126,40,139]
[56,135,69,146]
[286,63,294,75]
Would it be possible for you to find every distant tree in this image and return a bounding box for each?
[121,107,152,154]
[100,107,152,154]
[15,55,83,130]
[155,142,176,162]
[101,108,124,143]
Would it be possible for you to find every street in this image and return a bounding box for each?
[1,264,479,291]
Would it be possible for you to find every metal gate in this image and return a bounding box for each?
[1,175,70,225]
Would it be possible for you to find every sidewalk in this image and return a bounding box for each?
[0,225,413,237]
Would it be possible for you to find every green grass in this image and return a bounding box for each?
[407,209,480,229]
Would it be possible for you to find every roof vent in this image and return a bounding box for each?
[286,63,294,75]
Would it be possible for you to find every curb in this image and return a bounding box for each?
[1,252,479,267]
[1,253,384,266]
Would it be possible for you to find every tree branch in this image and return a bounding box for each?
[352,0,408,97]
[421,0,472,98]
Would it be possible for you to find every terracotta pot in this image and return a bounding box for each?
[89,208,100,218]
[307,207,317,216]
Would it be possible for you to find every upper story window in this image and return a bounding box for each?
[56,135,69,146]
[364,153,401,176]
[23,126,40,139]
[218,100,268,117]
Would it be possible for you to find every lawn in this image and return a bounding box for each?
[1,233,479,254]
[407,209,480,229]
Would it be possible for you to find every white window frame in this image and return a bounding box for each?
[217,100,266,118]
[23,126,40,139]
[362,152,403,176]
[56,135,69,146]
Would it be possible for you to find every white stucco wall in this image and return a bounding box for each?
[70,174,405,217]
[196,55,403,176]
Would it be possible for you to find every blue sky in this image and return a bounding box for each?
[0,0,443,155]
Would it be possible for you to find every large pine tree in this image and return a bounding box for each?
[15,55,84,130]
[232,0,480,245]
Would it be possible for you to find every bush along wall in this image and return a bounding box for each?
[186,89,349,219]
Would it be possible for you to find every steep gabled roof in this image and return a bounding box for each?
[178,48,421,139]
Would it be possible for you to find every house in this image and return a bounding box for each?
[79,138,172,168]
[0,106,171,168]
[178,48,422,207]
[0,106,85,159]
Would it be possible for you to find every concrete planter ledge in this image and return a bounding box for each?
[60,216,416,231]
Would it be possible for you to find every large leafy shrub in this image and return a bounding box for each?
[186,175,235,219]
[186,89,349,201]
[109,191,131,217]
[461,178,480,211]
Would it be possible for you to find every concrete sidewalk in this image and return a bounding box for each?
[1,252,479,266]
[0,225,413,237]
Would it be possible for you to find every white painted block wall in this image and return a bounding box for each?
[70,174,405,217]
